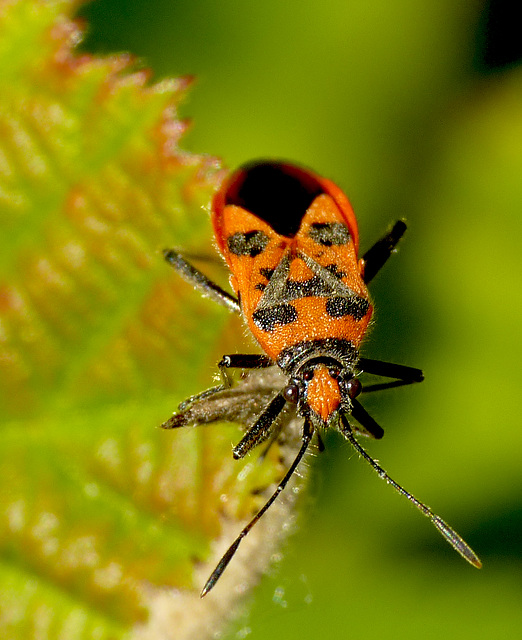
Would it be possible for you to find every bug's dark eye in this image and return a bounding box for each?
[328,368,340,380]
[346,378,362,399]
[283,383,300,404]
[302,370,313,382]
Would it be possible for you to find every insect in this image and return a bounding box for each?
[162,160,481,596]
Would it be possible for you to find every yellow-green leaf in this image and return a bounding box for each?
[0,2,300,638]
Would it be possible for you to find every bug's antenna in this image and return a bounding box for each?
[201,420,314,597]
[339,416,482,568]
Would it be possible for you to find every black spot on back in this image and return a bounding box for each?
[227,231,269,257]
[252,304,298,332]
[260,267,275,280]
[284,276,327,298]
[326,296,369,321]
[224,162,325,238]
[325,264,347,278]
[256,261,349,298]
[308,222,351,246]
[255,267,276,291]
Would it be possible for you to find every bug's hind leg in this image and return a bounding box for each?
[163,249,241,313]
[362,220,407,284]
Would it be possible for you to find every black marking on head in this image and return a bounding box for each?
[224,162,325,237]
[326,296,370,320]
[227,231,269,257]
[308,222,351,246]
[277,338,358,374]
[252,304,298,332]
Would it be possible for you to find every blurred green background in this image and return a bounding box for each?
[78,0,521,638]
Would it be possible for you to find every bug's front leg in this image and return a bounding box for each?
[358,357,424,393]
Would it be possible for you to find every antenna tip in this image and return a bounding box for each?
[431,515,482,569]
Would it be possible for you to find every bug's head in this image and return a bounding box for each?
[283,357,361,428]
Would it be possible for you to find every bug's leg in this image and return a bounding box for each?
[201,419,314,597]
[358,357,424,393]
[350,399,385,439]
[233,392,286,459]
[177,354,274,411]
[163,248,241,313]
[258,416,287,460]
[358,358,424,381]
[339,416,482,570]
[351,358,423,435]
[218,354,274,370]
[362,379,421,393]
[362,220,407,284]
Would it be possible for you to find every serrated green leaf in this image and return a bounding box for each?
[0,2,298,638]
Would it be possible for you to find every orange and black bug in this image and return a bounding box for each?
[162,160,481,596]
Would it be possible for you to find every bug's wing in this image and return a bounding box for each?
[296,194,366,297]
[213,204,288,317]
